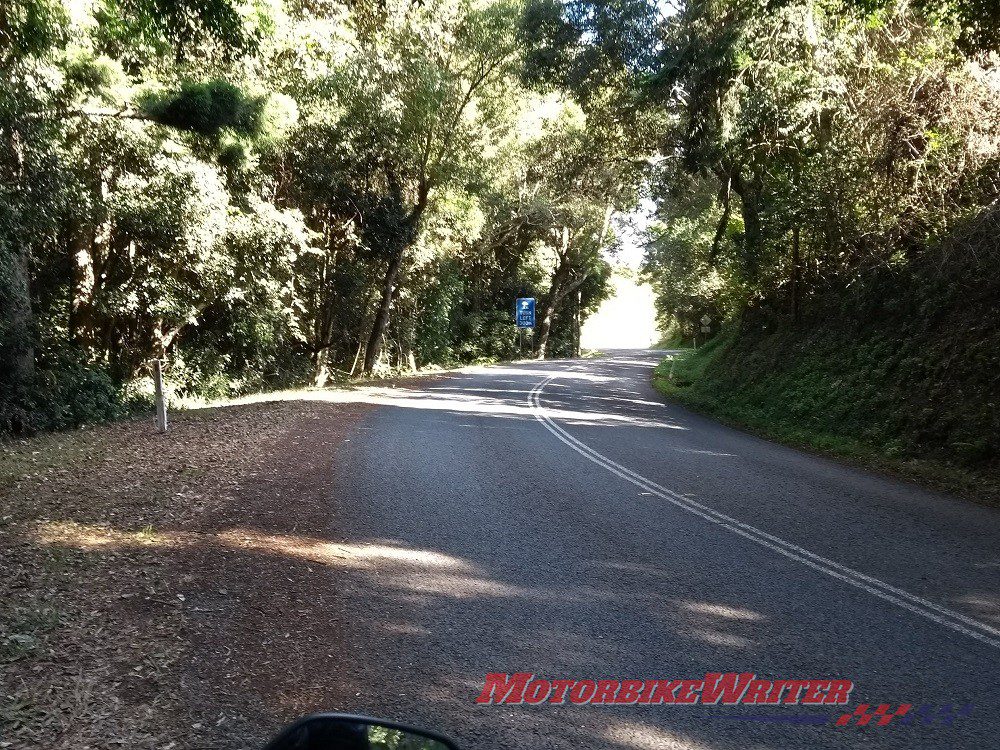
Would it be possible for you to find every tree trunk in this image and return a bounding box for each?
[729,167,764,269]
[573,289,582,357]
[69,160,113,353]
[362,188,428,375]
[535,228,571,360]
[69,226,96,348]
[313,347,332,387]
[363,242,406,374]
[738,183,763,258]
[534,292,560,360]
[349,336,365,377]
[536,269,589,360]
[2,126,34,393]
[708,177,732,267]
[6,246,35,389]
[405,306,417,372]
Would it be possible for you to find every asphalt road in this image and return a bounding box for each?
[326,349,1000,750]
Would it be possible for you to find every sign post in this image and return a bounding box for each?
[515,298,535,358]
[695,314,712,349]
[516,298,536,329]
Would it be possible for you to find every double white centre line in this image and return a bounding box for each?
[529,374,1000,651]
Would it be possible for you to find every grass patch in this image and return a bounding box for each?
[653,331,1000,506]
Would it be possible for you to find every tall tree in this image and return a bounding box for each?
[341,0,523,373]
[0,1,69,426]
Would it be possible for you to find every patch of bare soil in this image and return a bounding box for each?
[1,396,370,750]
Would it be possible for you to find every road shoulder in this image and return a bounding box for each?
[1,396,369,748]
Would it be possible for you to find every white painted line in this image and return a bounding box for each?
[529,375,1000,651]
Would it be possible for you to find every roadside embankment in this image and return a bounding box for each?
[653,299,1000,507]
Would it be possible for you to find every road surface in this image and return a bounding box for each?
[324,350,1000,749]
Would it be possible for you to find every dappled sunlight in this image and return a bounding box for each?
[541,405,685,430]
[458,366,615,382]
[387,572,523,599]
[671,448,736,457]
[603,718,716,750]
[185,365,616,412]
[34,520,185,550]
[678,602,765,622]
[181,365,686,431]
[953,592,1000,624]
[33,521,471,572]
[34,522,684,608]
[217,532,474,571]
[375,569,652,604]
[35,519,652,603]
[666,599,767,652]
[690,630,755,649]
[423,386,535,396]
[435,385,677,416]
[380,621,432,637]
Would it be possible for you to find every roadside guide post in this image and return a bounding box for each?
[153,359,168,433]
[515,297,536,358]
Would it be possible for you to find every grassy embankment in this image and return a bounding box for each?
[653,301,1000,505]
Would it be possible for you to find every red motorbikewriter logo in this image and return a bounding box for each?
[476,672,854,706]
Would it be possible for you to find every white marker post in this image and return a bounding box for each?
[153,359,168,433]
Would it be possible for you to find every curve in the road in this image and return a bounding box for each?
[529,373,1000,652]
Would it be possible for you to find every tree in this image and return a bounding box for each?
[343,0,523,374]
[643,0,1000,334]
[92,0,270,67]
[2,0,536,430]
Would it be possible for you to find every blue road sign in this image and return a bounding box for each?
[516,298,536,328]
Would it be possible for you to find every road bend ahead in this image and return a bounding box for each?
[324,350,1000,750]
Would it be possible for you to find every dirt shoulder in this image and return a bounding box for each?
[1,394,372,749]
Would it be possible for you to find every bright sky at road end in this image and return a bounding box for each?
[581,271,659,350]
[580,201,659,350]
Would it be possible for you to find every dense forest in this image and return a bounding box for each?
[0,0,653,433]
[3,0,999,467]
[643,0,1000,340]
[639,0,1000,474]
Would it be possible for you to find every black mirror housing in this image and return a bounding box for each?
[263,713,461,750]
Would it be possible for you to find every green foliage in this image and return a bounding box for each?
[654,211,1000,495]
[92,0,269,67]
[1,0,625,433]
[62,52,126,102]
[38,355,123,430]
[414,260,465,364]
[849,0,1000,54]
[521,0,663,99]
[0,1,68,63]
[1,350,124,433]
[642,0,1000,341]
[0,1,68,62]
[140,80,268,140]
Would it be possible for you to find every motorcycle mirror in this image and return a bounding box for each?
[263,713,460,750]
